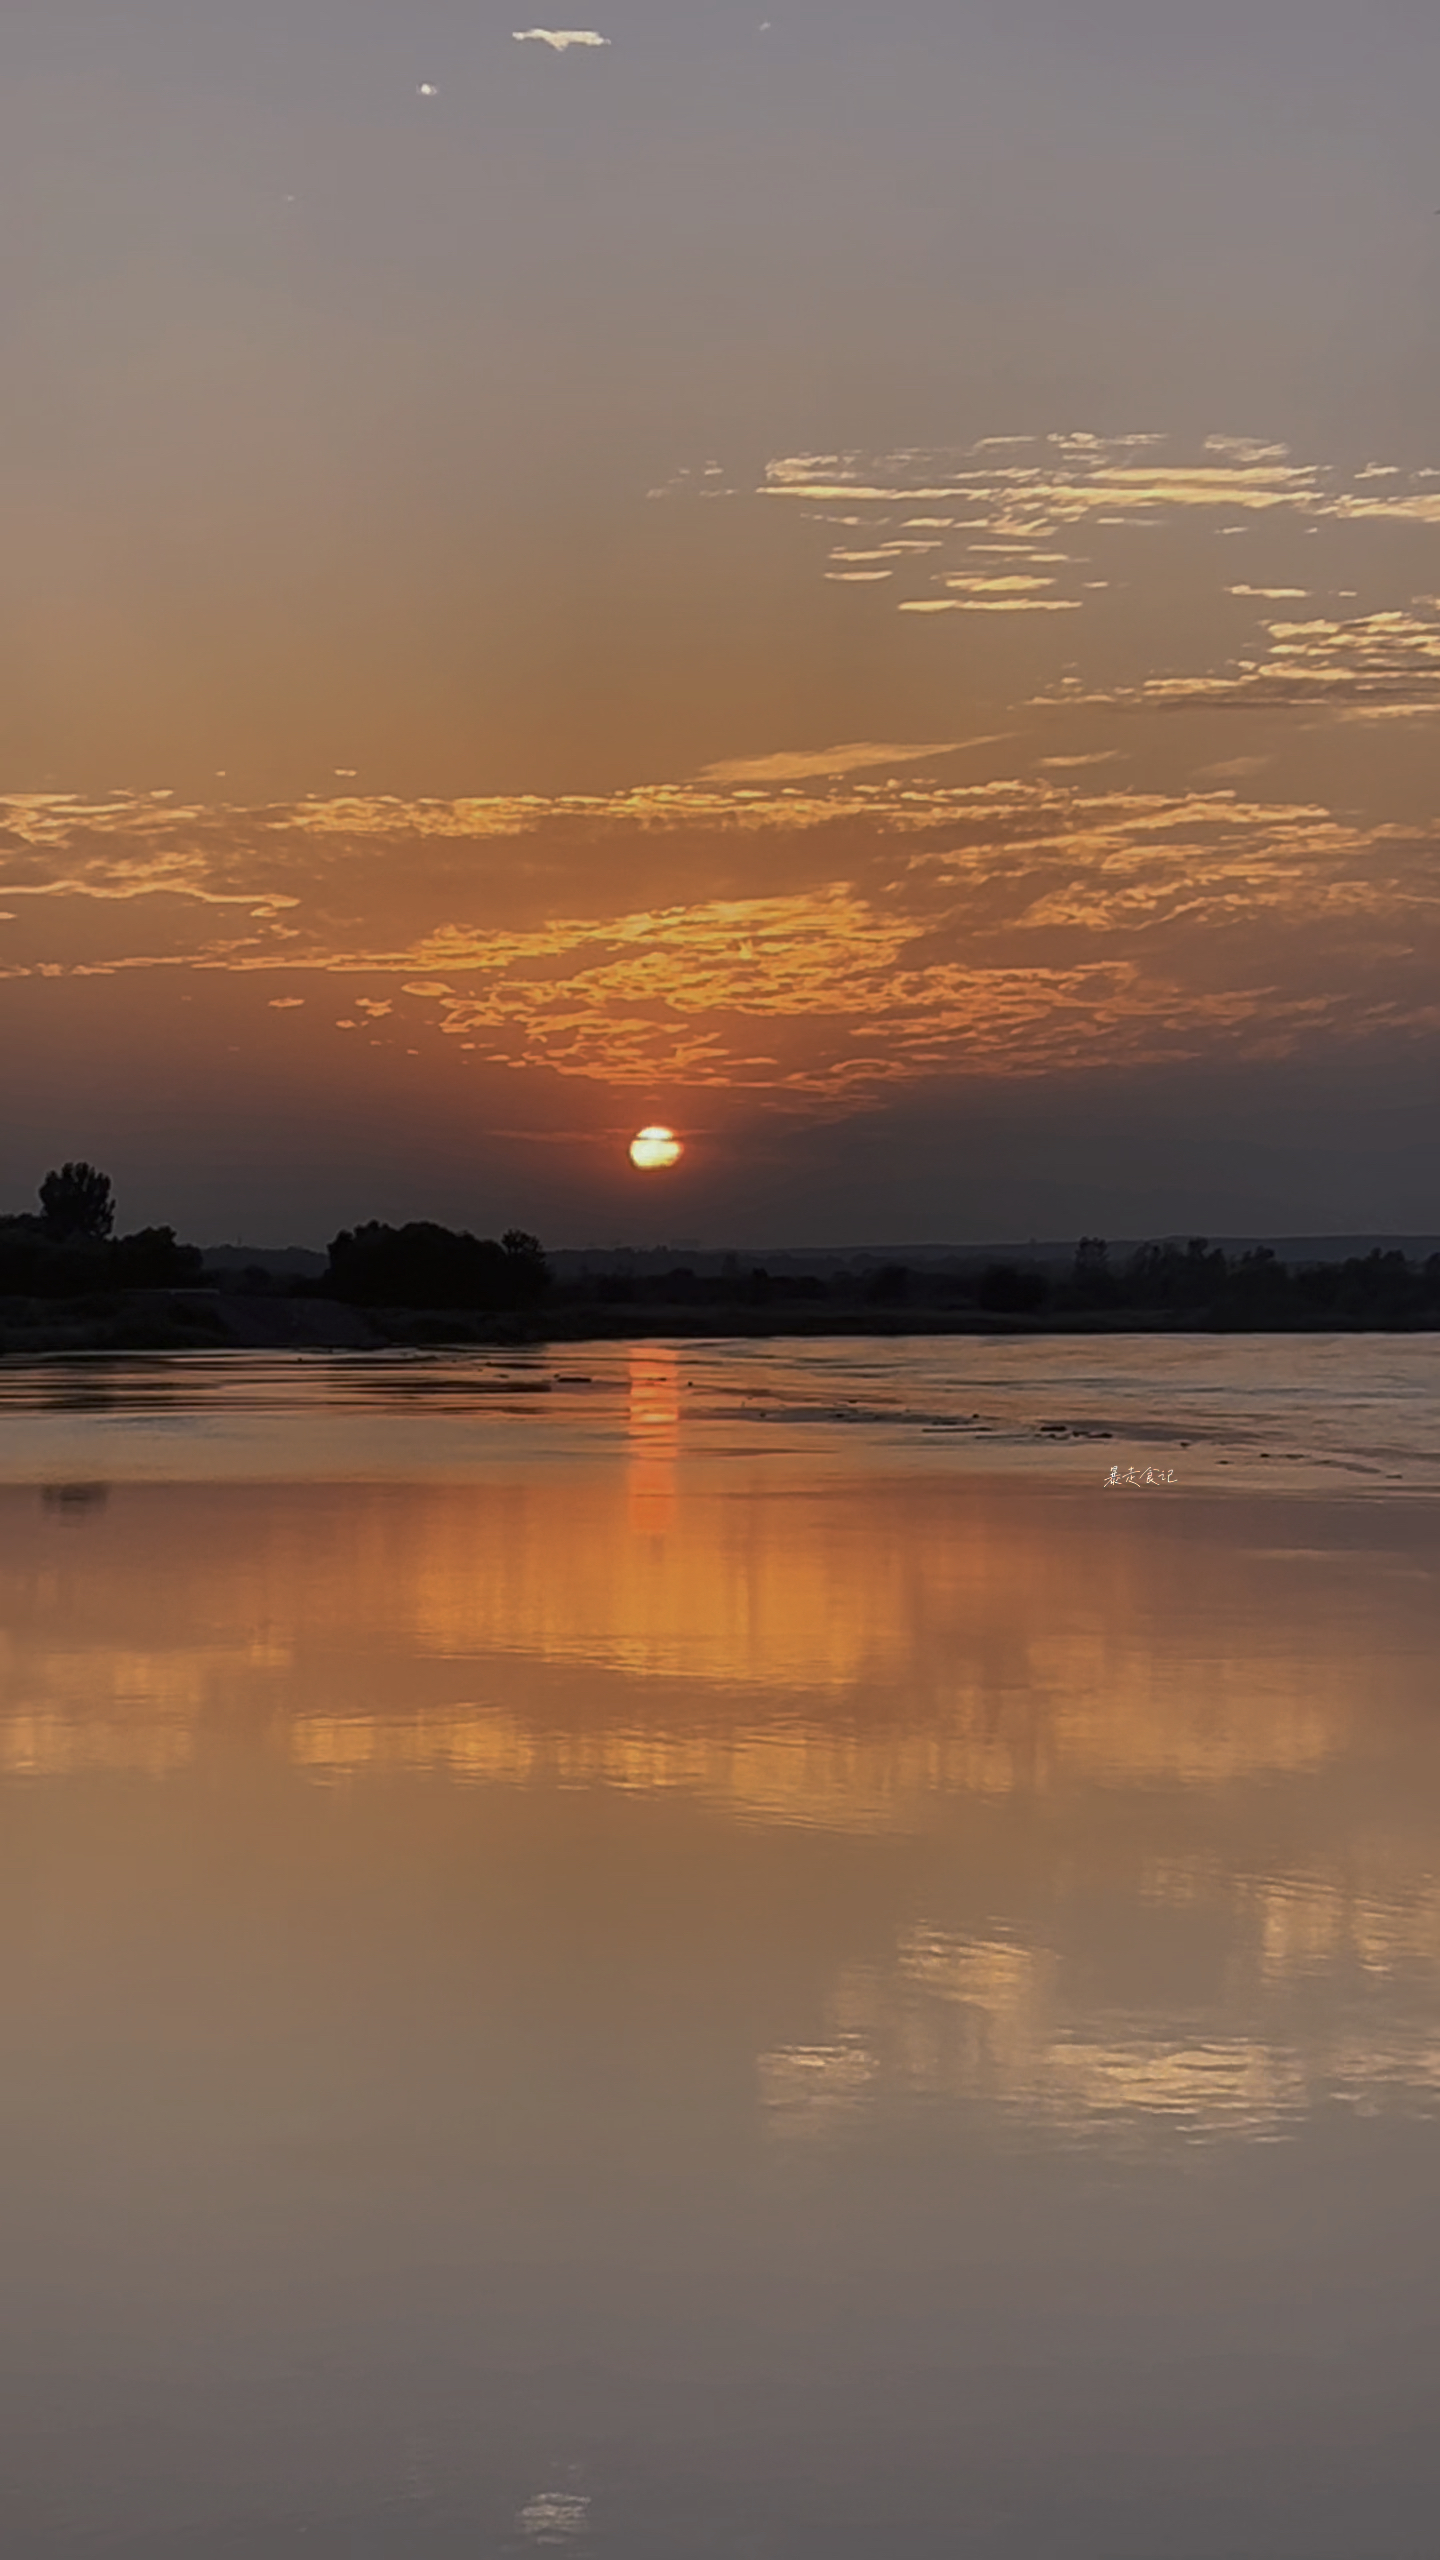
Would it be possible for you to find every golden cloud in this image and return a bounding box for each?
[1056,602,1440,714]
[2,769,1436,1104]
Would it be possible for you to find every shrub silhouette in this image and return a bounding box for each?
[977,1262,1049,1314]
[865,1263,911,1306]
[109,1227,205,1289]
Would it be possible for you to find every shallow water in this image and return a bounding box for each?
[3,1331,1439,1488]
[2,1343,1439,2555]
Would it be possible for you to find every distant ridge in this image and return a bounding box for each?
[549,1235,1440,1273]
[204,1235,1440,1279]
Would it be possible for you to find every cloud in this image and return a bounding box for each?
[657,433,1440,634]
[900,596,1080,614]
[944,574,1061,596]
[0,795,301,911]
[1038,751,1122,771]
[757,439,1326,523]
[700,740,991,783]
[1194,755,1271,781]
[4,772,1437,1106]
[512,27,611,49]
[1204,435,1293,464]
[1052,602,1440,715]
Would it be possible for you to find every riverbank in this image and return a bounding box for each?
[4,1288,1440,1357]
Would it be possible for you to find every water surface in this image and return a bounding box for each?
[3,1342,1439,2555]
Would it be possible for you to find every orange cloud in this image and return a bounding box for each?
[2,770,1436,1107]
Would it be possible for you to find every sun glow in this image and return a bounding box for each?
[629,1125,683,1171]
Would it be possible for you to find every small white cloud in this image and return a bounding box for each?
[417,82,439,97]
[518,2493,591,2544]
[512,27,611,49]
[1038,751,1121,771]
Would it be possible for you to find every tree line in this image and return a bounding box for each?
[0,1162,205,1296]
[0,1164,551,1313]
[4,1166,1437,1328]
[580,1235,1440,1328]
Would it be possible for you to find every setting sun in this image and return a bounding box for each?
[629,1126,683,1171]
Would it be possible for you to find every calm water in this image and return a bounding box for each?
[3,1339,1439,2557]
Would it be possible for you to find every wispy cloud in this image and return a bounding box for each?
[1053,602,1440,715]
[512,27,611,49]
[657,433,1440,641]
[900,596,1080,614]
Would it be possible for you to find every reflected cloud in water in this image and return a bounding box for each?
[2,1428,1437,2153]
[763,1885,1440,2149]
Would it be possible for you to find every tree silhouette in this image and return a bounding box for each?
[39,1161,115,1242]
[328,1220,550,1311]
[1069,1233,1118,1309]
[501,1229,551,1305]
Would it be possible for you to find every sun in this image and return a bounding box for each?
[629,1125,683,1171]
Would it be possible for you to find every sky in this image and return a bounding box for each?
[2,0,1439,1246]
